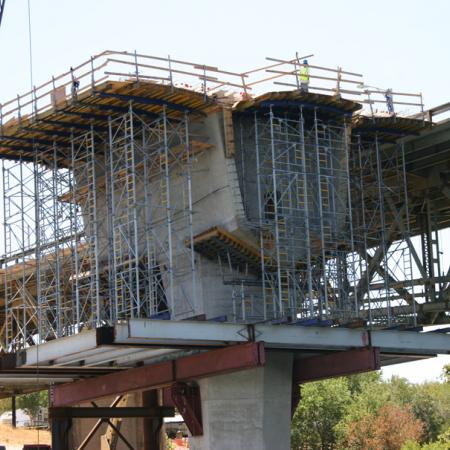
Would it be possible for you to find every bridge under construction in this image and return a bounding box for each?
[0,51,449,449]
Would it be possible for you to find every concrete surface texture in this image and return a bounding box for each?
[190,352,294,450]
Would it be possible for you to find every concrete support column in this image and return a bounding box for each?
[190,351,293,450]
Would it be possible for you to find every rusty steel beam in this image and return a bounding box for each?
[53,342,265,407]
[170,383,203,436]
[293,347,380,384]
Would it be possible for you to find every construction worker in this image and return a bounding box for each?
[70,66,80,100]
[299,59,310,93]
[385,88,394,114]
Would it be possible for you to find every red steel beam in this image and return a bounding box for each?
[293,347,380,384]
[53,342,265,407]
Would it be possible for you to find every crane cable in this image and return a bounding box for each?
[27,0,41,445]
[27,0,33,91]
[0,0,6,29]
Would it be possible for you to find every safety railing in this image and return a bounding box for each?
[0,50,426,129]
[359,87,424,118]
[245,55,364,101]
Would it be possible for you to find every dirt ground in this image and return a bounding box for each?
[0,424,51,449]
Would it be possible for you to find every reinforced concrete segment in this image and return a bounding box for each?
[190,352,293,450]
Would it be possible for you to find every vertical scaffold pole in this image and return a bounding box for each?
[253,112,267,321]
[184,111,197,307]
[70,133,81,331]
[343,117,359,316]
[298,107,314,317]
[108,116,119,321]
[269,106,283,317]
[401,140,417,325]
[52,142,62,337]
[313,108,329,317]
[19,159,27,345]
[284,113,296,318]
[34,146,42,344]
[357,136,373,326]
[128,103,141,316]
[162,106,175,317]
[2,159,9,348]
[374,133,391,325]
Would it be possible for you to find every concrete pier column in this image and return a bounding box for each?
[190,351,293,450]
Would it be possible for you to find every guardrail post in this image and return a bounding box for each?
[168,54,174,93]
[16,94,21,126]
[419,92,426,123]
[91,56,95,89]
[335,66,342,97]
[202,65,207,101]
[134,50,139,83]
[33,85,37,121]
[294,52,300,90]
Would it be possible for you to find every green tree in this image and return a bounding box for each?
[0,397,10,414]
[292,371,450,449]
[291,377,352,449]
[337,375,450,444]
[335,373,389,438]
[402,428,450,450]
[443,364,450,383]
[17,390,48,420]
[409,382,450,442]
[346,371,382,396]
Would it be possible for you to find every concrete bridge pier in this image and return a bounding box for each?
[190,352,294,450]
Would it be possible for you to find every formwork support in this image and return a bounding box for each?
[234,106,360,324]
[1,102,201,349]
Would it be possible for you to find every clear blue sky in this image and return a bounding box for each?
[0,0,449,382]
[1,0,449,108]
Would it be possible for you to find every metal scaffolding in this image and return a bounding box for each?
[2,158,37,349]
[1,105,201,349]
[233,106,360,323]
[351,133,416,326]
[0,51,445,352]
[105,106,197,321]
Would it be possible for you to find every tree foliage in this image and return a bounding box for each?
[402,428,450,450]
[291,370,450,450]
[443,364,450,383]
[291,377,351,449]
[17,390,48,420]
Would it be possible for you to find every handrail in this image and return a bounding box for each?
[0,51,425,129]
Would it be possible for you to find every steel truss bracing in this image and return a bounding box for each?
[1,105,198,350]
[231,107,426,327]
[351,134,416,326]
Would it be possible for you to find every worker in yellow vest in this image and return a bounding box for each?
[299,60,310,93]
